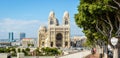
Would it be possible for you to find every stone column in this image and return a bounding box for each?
[54,31,56,47]
[48,28,51,47]
[68,32,70,48]
[62,32,65,48]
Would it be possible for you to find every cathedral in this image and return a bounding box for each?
[38,11,70,48]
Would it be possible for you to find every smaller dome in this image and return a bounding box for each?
[49,11,55,18]
[63,11,69,18]
[39,26,47,31]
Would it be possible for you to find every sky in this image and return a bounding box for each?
[0,0,84,39]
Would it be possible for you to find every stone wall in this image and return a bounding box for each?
[12,56,55,58]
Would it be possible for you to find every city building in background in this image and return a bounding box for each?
[9,32,14,42]
[71,36,87,47]
[0,39,11,47]
[11,41,21,46]
[22,38,35,48]
[38,11,70,48]
[0,42,11,47]
[20,33,26,40]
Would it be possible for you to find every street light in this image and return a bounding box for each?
[111,37,118,58]
[111,37,118,46]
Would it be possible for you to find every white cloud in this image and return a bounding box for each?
[0,18,47,39]
[0,18,46,32]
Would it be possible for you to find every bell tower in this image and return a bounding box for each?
[48,11,59,27]
[63,11,70,26]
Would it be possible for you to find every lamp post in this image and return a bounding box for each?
[111,37,118,58]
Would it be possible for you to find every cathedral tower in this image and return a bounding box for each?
[63,11,70,26]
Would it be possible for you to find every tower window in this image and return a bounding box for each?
[50,20,54,25]
[65,20,68,25]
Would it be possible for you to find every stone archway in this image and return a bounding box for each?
[56,33,62,47]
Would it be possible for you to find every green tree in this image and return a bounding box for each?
[35,47,42,56]
[75,0,120,46]
[41,47,61,56]
[11,48,16,53]
[28,44,34,47]
[0,48,6,53]
[6,48,11,53]
[18,48,21,53]
[10,48,17,56]
[31,44,34,47]
[28,44,31,47]
[22,49,29,56]
[25,48,30,52]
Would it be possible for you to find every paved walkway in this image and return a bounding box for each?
[85,53,107,58]
[59,50,91,58]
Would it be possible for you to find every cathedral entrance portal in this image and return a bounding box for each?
[56,33,62,47]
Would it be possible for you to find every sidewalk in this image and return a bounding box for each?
[85,53,99,58]
[85,53,107,58]
[58,50,91,58]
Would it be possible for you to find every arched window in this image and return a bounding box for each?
[56,33,62,40]
[42,42,44,46]
[56,33,62,47]
[65,41,68,47]
[50,42,53,47]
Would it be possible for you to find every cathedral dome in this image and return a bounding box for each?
[63,11,69,19]
[49,11,55,18]
[39,26,47,31]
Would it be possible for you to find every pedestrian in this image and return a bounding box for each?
[85,48,99,58]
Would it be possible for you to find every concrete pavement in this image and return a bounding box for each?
[58,50,91,58]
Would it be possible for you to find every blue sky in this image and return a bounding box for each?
[0,0,84,39]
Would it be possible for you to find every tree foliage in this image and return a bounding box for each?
[25,48,30,52]
[41,47,61,56]
[75,0,120,46]
[18,48,21,53]
[0,47,62,56]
